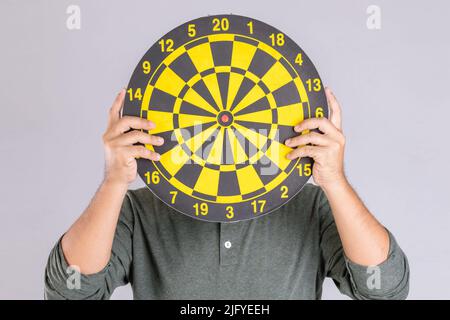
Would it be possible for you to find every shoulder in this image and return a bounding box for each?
[127,187,154,202]
[294,183,326,206]
[278,183,330,222]
[124,187,186,223]
[298,183,322,197]
[124,187,158,213]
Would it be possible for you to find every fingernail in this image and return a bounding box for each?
[157,137,164,144]
[154,153,161,161]
[294,126,301,132]
[285,139,291,146]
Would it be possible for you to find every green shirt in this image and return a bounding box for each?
[44,184,409,300]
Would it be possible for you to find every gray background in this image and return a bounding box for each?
[0,0,449,299]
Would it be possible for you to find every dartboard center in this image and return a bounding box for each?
[217,110,234,127]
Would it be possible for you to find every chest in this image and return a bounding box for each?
[131,208,323,299]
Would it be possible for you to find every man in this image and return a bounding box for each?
[44,88,409,299]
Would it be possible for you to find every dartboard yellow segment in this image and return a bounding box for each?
[145,142,155,152]
[264,172,289,195]
[277,103,305,126]
[217,195,243,204]
[209,33,234,42]
[142,86,153,111]
[293,77,309,105]
[186,73,202,87]
[159,145,190,176]
[147,110,174,134]
[234,109,273,124]
[169,177,194,196]
[173,128,185,145]
[261,61,293,92]
[265,140,292,171]
[154,67,186,97]
[232,85,266,114]
[214,66,232,73]
[206,127,225,164]
[182,87,219,115]
[184,124,218,153]
[248,150,265,165]
[236,165,264,195]
[178,114,216,129]
[186,42,215,72]
[161,46,186,65]
[190,155,207,168]
[243,71,260,84]
[233,123,268,150]
[226,129,250,163]
[193,167,220,196]
[219,164,237,172]
[226,73,245,109]
[268,124,278,141]
[202,74,224,109]
[258,41,283,60]
[231,41,258,70]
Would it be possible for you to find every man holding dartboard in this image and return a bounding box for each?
[45,15,409,300]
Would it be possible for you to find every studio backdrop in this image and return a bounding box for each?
[0,0,449,299]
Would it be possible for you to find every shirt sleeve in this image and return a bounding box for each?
[318,188,410,300]
[44,192,135,300]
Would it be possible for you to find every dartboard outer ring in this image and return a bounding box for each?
[123,14,329,223]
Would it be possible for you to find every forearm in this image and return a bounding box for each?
[45,90,158,298]
[61,180,128,274]
[322,178,389,266]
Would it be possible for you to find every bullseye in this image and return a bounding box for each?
[217,111,233,127]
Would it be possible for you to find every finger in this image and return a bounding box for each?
[108,89,126,125]
[125,145,160,161]
[325,87,342,130]
[115,116,155,134]
[112,130,164,147]
[294,117,339,135]
[287,145,321,160]
[285,132,332,148]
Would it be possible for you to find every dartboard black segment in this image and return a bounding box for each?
[123,14,328,222]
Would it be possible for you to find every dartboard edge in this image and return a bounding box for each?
[123,14,329,223]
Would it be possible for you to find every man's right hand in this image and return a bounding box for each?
[102,89,164,186]
[61,89,164,274]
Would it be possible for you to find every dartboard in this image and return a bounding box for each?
[123,14,328,222]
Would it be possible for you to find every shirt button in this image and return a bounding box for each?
[224,241,232,249]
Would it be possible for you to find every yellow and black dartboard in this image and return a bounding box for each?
[123,14,328,222]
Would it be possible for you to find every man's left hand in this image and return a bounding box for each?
[285,87,346,189]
